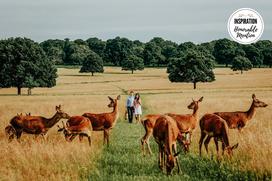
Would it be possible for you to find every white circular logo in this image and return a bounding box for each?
[228,8,264,44]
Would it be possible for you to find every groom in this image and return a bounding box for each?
[126,91,135,123]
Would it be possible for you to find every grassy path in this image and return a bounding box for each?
[87,121,270,181]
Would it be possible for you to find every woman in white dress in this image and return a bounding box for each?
[134,93,142,123]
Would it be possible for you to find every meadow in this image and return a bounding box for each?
[0,67,271,180]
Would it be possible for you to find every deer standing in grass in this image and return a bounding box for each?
[141,114,162,155]
[199,113,239,157]
[166,96,204,152]
[57,116,92,146]
[82,95,120,146]
[153,115,181,175]
[214,94,268,131]
[5,105,70,141]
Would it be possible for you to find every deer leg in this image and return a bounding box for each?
[204,136,212,154]
[173,144,180,174]
[158,145,163,170]
[87,135,91,147]
[214,138,219,157]
[199,131,206,156]
[79,134,84,142]
[16,130,23,142]
[222,142,226,156]
[104,129,110,147]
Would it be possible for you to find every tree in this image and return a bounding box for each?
[104,37,133,66]
[167,50,215,89]
[86,37,106,58]
[231,56,253,74]
[40,39,65,64]
[79,51,104,76]
[0,37,57,95]
[254,40,272,68]
[213,39,236,67]
[63,39,91,65]
[143,42,165,66]
[262,47,272,68]
[242,44,263,68]
[122,55,144,74]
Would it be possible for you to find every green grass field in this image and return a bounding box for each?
[0,67,271,180]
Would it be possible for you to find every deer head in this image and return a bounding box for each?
[55,105,70,119]
[57,121,72,141]
[166,152,180,175]
[225,143,239,156]
[187,96,204,110]
[107,95,121,108]
[252,94,268,108]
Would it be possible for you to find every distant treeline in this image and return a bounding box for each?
[0,37,272,94]
[39,37,272,68]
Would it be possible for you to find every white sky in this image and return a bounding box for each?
[0,0,271,43]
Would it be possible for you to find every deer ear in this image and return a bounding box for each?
[252,94,256,99]
[198,97,204,102]
[108,96,113,101]
[117,95,121,100]
[231,143,239,150]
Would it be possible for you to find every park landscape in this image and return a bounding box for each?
[0,66,271,180]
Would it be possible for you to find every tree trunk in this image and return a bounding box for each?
[241,70,243,74]
[226,63,228,67]
[17,87,21,95]
[27,88,32,95]
[132,69,134,74]
[193,82,196,89]
[270,64,272,68]
[91,72,94,76]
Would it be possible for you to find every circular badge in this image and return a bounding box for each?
[228,8,264,44]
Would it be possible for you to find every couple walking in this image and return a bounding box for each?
[126,91,142,123]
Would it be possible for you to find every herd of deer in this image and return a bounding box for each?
[4,94,268,175]
[140,94,267,174]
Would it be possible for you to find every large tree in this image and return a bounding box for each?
[143,42,165,66]
[213,38,236,67]
[63,39,91,65]
[79,51,104,76]
[104,37,133,66]
[40,39,65,64]
[231,56,253,74]
[167,50,215,89]
[0,37,57,95]
[121,55,144,74]
[86,37,106,58]
[254,40,272,68]
[242,44,263,68]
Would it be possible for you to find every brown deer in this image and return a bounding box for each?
[82,95,120,146]
[153,115,181,175]
[199,113,239,157]
[141,114,162,155]
[57,116,92,146]
[5,105,70,141]
[214,94,268,131]
[166,96,203,151]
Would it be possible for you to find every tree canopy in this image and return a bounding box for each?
[122,55,144,74]
[231,56,253,74]
[167,49,215,89]
[0,37,57,95]
[79,51,104,76]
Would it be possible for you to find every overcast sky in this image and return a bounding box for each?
[0,0,271,43]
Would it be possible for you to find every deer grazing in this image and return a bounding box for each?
[5,105,70,141]
[82,95,120,146]
[214,94,268,131]
[141,114,162,155]
[57,116,92,146]
[166,96,203,152]
[153,115,181,175]
[199,113,239,157]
